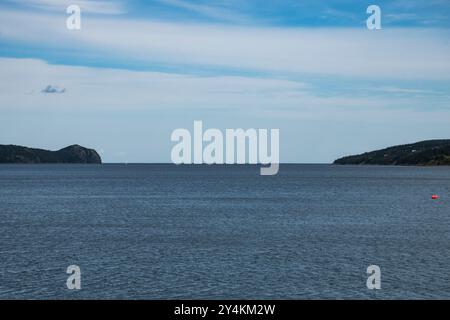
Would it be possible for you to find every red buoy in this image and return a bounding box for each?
[431,195,440,200]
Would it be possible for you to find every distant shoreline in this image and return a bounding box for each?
[334,139,450,166]
[1,163,449,167]
[0,144,102,164]
[2,140,450,166]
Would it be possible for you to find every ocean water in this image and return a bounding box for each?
[0,164,449,299]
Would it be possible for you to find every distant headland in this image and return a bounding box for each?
[334,140,450,166]
[0,144,102,164]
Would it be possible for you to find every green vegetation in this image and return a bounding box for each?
[0,144,102,164]
[334,140,450,165]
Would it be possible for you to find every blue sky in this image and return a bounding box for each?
[0,0,450,163]
[3,0,450,27]
[130,0,450,27]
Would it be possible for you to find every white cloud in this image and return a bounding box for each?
[158,0,252,23]
[42,84,66,93]
[0,57,310,112]
[1,57,447,116]
[6,0,126,15]
[1,9,450,79]
[1,57,449,163]
[376,86,433,94]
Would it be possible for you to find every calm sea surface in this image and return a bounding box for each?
[0,164,449,299]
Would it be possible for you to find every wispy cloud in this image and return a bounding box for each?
[2,57,448,114]
[0,58,309,112]
[6,0,126,15]
[384,13,420,23]
[157,0,252,23]
[376,86,433,94]
[1,57,449,163]
[1,1,449,163]
[1,9,450,80]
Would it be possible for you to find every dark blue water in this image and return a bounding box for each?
[0,164,450,299]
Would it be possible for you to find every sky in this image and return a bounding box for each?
[0,0,449,163]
